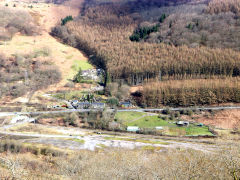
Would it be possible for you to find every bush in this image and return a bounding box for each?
[130,24,159,42]
[187,109,193,116]
[64,81,75,88]
[159,14,166,23]
[170,112,175,120]
[0,7,37,39]
[73,68,82,83]
[175,111,181,118]
[61,15,73,26]
[0,52,61,99]
[107,98,119,107]
[162,108,171,115]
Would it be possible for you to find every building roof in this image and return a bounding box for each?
[120,102,131,105]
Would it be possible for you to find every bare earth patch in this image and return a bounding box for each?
[197,109,240,129]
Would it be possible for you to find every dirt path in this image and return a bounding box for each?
[0,122,218,152]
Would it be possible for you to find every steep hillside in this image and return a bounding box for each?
[0,0,89,102]
[53,0,240,80]
[0,6,37,41]
[0,52,61,100]
[50,0,240,106]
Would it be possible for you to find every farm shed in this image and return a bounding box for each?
[127,126,139,132]
[120,102,132,108]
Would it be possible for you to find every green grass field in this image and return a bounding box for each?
[68,60,94,80]
[52,90,106,101]
[115,112,213,136]
[71,60,93,71]
[115,111,146,123]
[127,115,169,128]
[167,126,212,136]
[53,91,84,100]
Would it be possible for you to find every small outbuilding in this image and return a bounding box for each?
[197,123,204,127]
[176,121,189,126]
[127,126,139,132]
[120,102,132,108]
[156,126,164,130]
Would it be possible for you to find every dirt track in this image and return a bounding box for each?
[0,123,217,152]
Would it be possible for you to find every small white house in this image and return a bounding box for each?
[156,126,163,130]
[176,121,189,126]
[127,126,139,132]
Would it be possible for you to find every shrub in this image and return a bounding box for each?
[187,109,193,116]
[0,53,61,99]
[73,68,82,83]
[130,24,159,42]
[0,7,37,39]
[64,81,75,88]
[162,108,171,115]
[159,14,166,23]
[61,15,73,26]
[175,111,181,118]
[107,98,119,107]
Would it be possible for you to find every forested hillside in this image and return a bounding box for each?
[52,0,240,107]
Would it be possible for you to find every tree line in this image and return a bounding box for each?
[138,78,240,107]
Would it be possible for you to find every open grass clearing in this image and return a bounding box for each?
[115,111,148,124]
[71,59,93,71]
[127,115,170,128]
[68,59,94,81]
[52,90,84,100]
[115,112,213,136]
[52,90,105,101]
[166,125,213,136]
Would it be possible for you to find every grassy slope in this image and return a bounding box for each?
[115,111,146,123]
[127,115,169,128]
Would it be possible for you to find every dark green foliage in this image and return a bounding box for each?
[159,14,166,23]
[175,111,181,118]
[180,109,187,115]
[73,68,82,83]
[130,24,159,42]
[107,98,119,107]
[61,15,73,26]
[169,21,172,28]
[186,23,193,30]
[162,108,171,115]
